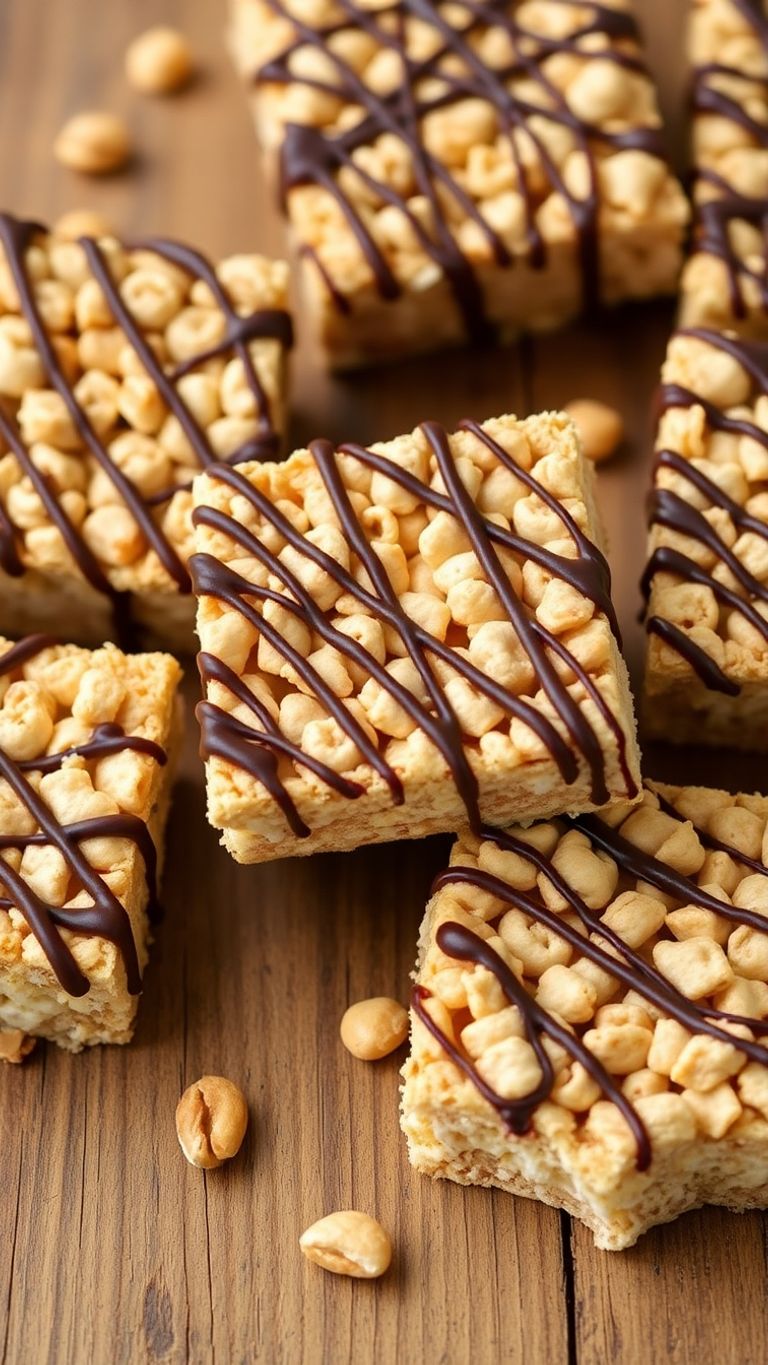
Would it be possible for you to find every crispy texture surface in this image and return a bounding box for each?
[401,782,768,1250]
[229,0,688,366]
[0,636,182,1050]
[0,215,290,649]
[679,0,768,335]
[193,412,640,863]
[642,328,768,748]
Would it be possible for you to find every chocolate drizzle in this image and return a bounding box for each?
[643,327,768,693]
[690,0,768,319]
[0,636,167,996]
[413,785,768,1170]
[0,213,292,637]
[253,0,665,339]
[192,419,636,839]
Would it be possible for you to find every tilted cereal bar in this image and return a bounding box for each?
[401,782,768,1251]
[679,0,768,334]
[191,412,641,864]
[641,328,768,749]
[0,212,292,651]
[0,634,182,1050]
[229,0,688,368]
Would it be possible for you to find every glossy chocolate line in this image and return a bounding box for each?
[192,503,576,810]
[644,328,768,690]
[84,237,283,477]
[0,633,57,674]
[193,499,576,773]
[133,234,292,446]
[0,636,166,994]
[0,213,290,622]
[419,793,768,1167]
[645,614,739,695]
[0,748,142,996]
[193,422,629,834]
[16,721,167,774]
[650,487,767,606]
[436,854,768,1041]
[416,921,652,1169]
[655,787,768,879]
[422,420,608,804]
[690,0,768,318]
[256,0,664,338]
[0,214,189,593]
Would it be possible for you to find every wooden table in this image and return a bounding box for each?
[1,2,767,1362]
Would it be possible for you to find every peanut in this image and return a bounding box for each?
[175,1075,248,1169]
[299,1211,392,1278]
[54,111,132,175]
[340,996,409,1060]
[564,399,624,464]
[0,1030,35,1064]
[125,26,195,95]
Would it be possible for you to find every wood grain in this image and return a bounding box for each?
[0,2,765,1362]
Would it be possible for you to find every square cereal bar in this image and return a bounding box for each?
[192,412,640,863]
[401,781,768,1250]
[0,212,292,651]
[229,0,688,368]
[679,0,768,335]
[641,327,768,749]
[0,634,182,1051]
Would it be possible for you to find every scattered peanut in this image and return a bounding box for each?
[54,111,132,176]
[54,208,114,241]
[299,1211,392,1278]
[0,1030,35,1064]
[340,996,409,1060]
[175,1075,248,1169]
[125,26,195,95]
[564,399,624,464]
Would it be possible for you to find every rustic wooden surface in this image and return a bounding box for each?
[0,2,767,1362]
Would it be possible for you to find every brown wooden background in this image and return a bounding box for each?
[1,2,767,1362]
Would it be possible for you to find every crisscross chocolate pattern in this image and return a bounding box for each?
[413,784,768,1171]
[691,0,768,320]
[0,636,167,996]
[192,419,636,839]
[253,0,664,341]
[0,213,292,628]
[643,327,768,693]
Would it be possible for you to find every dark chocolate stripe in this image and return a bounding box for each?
[0,636,167,995]
[417,786,768,1169]
[193,421,632,837]
[643,328,768,693]
[254,0,665,339]
[689,3,768,318]
[0,213,291,635]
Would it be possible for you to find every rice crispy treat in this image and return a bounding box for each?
[0,212,292,651]
[228,0,688,368]
[0,634,182,1051]
[191,412,641,864]
[679,0,768,335]
[641,327,768,749]
[401,781,768,1251]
